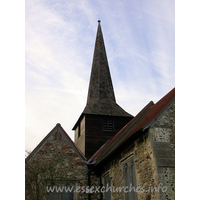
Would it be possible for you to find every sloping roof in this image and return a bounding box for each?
[26,123,86,163]
[89,87,175,164]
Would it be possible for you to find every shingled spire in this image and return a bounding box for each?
[86,20,115,103]
[83,21,132,117]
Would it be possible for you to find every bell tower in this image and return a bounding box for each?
[72,21,133,159]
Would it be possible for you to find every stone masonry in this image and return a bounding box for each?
[150,101,175,200]
[91,101,175,200]
[25,124,89,200]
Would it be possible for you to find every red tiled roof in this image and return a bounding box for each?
[123,87,175,142]
[89,87,175,163]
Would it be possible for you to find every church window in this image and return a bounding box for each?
[131,162,138,200]
[48,184,73,200]
[124,163,131,200]
[103,119,114,131]
[121,156,138,200]
[103,173,111,200]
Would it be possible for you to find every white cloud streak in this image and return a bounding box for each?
[25,0,174,151]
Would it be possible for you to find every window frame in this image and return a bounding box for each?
[47,180,76,200]
[120,154,138,200]
[103,119,114,132]
[102,171,112,200]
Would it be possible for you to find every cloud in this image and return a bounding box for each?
[25,0,174,151]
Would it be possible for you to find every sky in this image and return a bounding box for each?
[25,0,175,152]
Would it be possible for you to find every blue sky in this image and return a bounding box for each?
[25,0,175,151]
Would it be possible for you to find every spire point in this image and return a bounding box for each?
[82,21,132,117]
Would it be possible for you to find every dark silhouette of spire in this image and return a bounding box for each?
[83,21,132,117]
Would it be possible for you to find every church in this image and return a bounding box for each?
[25,21,175,200]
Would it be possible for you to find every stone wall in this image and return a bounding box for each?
[25,125,89,200]
[93,131,160,200]
[92,101,175,200]
[90,172,101,200]
[25,101,175,200]
[150,101,175,200]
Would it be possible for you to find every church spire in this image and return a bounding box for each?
[73,21,133,158]
[86,20,116,103]
[83,21,132,117]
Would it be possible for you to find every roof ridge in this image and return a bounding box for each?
[123,87,175,142]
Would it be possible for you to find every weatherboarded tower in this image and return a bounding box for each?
[72,21,133,159]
